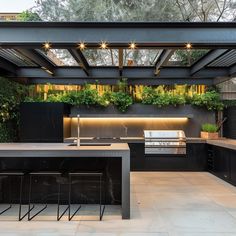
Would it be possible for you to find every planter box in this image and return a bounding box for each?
[70,104,206,118]
[201,131,219,139]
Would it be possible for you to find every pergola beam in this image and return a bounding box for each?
[16,49,55,74]
[15,67,228,79]
[155,49,174,75]
[191,49,229,75]
[26,77,214,86]
[68,48,90,75]
[0,22,236,48]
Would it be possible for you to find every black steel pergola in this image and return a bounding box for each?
[0,21,236,85]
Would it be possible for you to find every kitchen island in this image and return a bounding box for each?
[0,143,130,219]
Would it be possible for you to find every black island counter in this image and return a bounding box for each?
[0,143,130,219]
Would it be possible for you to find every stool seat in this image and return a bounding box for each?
[0,171,24,176]
[68,172,103,177]
[29,171,61,176]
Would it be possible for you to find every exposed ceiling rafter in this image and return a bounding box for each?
[0,56,18,75]
[16,48,55,75]
[190,49,229,75]
[68,48,90,76]
[154,49,175,75]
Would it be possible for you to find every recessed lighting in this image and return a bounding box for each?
[77,42,86,50]
[129,42,137,49]
[100,41,108,49]
[186,43,192,49]
[42,42,52,50]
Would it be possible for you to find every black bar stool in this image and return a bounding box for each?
[68,172,106,221]
[28,171,68,221]
[0,171,27,221]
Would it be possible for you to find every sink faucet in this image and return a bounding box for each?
[77,114,80,147]
[122,124,128,137]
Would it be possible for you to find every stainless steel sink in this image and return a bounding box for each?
[68,143,111,146]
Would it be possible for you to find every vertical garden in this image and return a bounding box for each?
[0,77,28,142]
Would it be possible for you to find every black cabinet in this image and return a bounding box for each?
[230,156,236,184]
[129,142,207,171]
[187,143,207,171]
[208,145,236,185]
[20,102,70,142]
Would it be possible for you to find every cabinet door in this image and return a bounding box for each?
[212,146,230,181]
[187,143,207,171]
[230,150,236,185]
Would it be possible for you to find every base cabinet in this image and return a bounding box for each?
[208,145,236,185]
[130,142,207,171]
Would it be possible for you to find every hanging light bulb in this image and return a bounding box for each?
[100,41,108,49]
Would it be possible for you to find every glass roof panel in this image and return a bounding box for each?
[82,49,118,66]
[123,49,162,66]
[167,49,210,67]
[38,49,79,66]
[0,49,37,67]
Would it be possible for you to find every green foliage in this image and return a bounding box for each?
[141,86,157,104]
[0,123,17,142]
[191,91,224,111]
[141,86,223,111]
[201,123,218,133]
[111,92,133,113]
[141,86,186,108]
[0,77,28,123]
[98,91,113,107]
[0,77,28,142]
[76,84,99,106]
[17,10,42,21]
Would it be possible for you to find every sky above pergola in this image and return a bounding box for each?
[0,0,35,12]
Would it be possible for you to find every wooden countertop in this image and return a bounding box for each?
[207,139,236,151]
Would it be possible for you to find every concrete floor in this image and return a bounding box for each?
[1,172,236,235]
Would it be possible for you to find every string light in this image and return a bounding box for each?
[100,41,108,49]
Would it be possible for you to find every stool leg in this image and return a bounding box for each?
[99,175,102,220]
[57,182,60,221]
[28,175,32,221]
[0,176,13,216]
[68,175,81,221]
[19,175,23,221]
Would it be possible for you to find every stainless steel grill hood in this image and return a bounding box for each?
[144,130,186,155]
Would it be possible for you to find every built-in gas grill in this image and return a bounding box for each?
[144,130,186,156]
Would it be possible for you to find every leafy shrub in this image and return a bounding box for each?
[0,77,28,142]
[98,91,112,107]
[111,92,133,112]
[201,123,218,133]
[191,91,224,111]
[141,86,157,104]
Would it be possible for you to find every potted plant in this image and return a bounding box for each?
[201,123,219,139]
